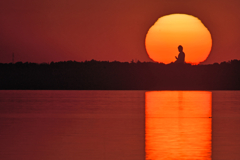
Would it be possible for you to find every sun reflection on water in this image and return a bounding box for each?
[145,91,212,160]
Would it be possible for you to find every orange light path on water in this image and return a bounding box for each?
[145,14,212,64]
[145,91,212,160]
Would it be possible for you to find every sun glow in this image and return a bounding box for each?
[145,14,212,64]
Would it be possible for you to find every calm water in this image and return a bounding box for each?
[0,90,240,160]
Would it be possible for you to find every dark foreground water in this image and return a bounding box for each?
[0,90,240,160]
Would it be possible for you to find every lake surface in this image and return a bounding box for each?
[0,90,240,160]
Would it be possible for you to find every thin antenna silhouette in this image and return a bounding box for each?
[12,53,14,64]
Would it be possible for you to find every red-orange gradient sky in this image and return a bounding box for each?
[1,0,240,64]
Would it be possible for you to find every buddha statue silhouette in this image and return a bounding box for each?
[175,45,185,64]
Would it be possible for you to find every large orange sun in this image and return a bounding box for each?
[145,14,212,64]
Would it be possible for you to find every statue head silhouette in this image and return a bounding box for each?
[178,45,183,52]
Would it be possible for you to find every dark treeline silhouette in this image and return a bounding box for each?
[1,59,240,90]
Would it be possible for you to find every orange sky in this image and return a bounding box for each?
[0,0,240,63]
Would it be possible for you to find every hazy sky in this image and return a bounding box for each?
[1,0,240,64]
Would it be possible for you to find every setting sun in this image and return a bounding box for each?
[145,14,212,64]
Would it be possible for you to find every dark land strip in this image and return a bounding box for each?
[1,60,240,90]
